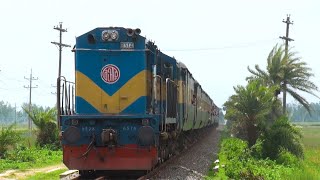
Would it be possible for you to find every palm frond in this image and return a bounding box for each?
[286,88,311,114]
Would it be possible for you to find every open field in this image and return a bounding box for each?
[284,125,320,179]
[293,121,320,126]
[301,125,320,147]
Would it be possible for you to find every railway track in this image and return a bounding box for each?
[60,126,216,180]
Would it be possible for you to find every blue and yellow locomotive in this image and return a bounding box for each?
[58,27,219,173]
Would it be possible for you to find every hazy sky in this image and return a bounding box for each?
[0,0,319,109]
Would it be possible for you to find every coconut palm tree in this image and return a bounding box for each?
[247,44,319,114]
[23,107,59,148]
[224,80,276,146]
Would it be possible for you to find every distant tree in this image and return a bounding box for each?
[224,80,276,146]
[288,102,320,122]
[0,101,15,124]
[247,44,319,114]
[23,107,59,148]
[218,109,225,124]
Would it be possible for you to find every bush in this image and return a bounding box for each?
[0,124,21,158]
[23,107,60,149]
[217,138,296,180]
[276,149,301,167]
[0,146,62,172]
[250,138,264,159]
[262,116,304,159]
[220,138,248,160]
[219,138,249,179]
[36,121,60,149]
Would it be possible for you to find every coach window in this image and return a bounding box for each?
[192,94,197,105]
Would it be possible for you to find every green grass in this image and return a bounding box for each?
[207,124,320,179]
[299,125,320,177]
[0,147,62,173]
[292,121,320,126]
[301,125,320,147]
[24,168,67,180]
[278,125,320,179]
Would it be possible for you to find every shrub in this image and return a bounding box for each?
[23,107,60,149]
[250,138,264,159]
[0,146,62,172]
[217,138,296,180]
[220,138,248,160]
[276,149,301,167]
[262,116,304,159]
[0,124,21,158]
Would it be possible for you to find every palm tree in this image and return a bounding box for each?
[247,44,319,114]
[224,80,276,146]
[23,107,58,147]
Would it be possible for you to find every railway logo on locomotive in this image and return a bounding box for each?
[101,64,120,84]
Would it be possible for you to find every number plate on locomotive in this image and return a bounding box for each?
[120,42,134,49]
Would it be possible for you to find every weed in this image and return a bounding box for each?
[25,168,67,180]
[0,147,62,173]
[0,124,21,158]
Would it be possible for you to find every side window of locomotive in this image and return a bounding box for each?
[163,63,173,79]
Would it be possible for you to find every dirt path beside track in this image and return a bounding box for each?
[0,163,67,180]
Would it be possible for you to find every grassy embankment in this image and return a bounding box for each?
[206,124,320,179]
[0,129,62,173]
[0,148,62,173]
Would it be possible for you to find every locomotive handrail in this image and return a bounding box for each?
[165,78,179,87]
[57,76,75,122]
[57,76,65,129]
[153,75,163,131]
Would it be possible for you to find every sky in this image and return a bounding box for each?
[0,0,319,110]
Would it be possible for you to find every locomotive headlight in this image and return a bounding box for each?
[111,30,118,40]
[102,31,110,41]
[63,126,81,144]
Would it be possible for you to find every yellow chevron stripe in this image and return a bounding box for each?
[76,70,147,113]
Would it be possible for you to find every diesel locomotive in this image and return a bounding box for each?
[58,27,219,174]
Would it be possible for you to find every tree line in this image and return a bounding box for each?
[0,101,52,126]
[287,102,320,122]
[0,102,58,157]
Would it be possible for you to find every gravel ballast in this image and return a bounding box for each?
[151,126,222,180]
